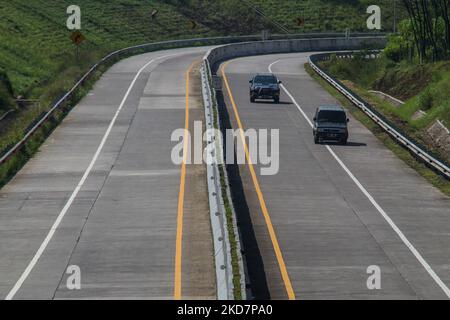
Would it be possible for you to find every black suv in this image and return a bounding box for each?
[313,106,349,145]
[249,73,281,103]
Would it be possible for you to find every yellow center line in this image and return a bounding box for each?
[221,61,296,300]
[174,61,196,300]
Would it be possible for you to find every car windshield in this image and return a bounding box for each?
[317,110,346,123]
[254,75,277,84]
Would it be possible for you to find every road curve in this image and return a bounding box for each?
[219,52,450,300]
[0,47,215,299]
[2,44,449,301]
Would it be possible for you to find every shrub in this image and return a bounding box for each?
[0,69,14,112]
[418,87,434,111]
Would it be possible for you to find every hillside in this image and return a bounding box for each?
[0,0,400,101]
[320,55,450,163]
[172,0,401,34]
[0,0,213,101]
[0,0,400,155]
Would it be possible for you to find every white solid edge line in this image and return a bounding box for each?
[268,59,450,299]
[5,52,181,300]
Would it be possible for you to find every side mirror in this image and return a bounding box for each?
[347,119,350,123]
[249,80,253,83]
[313,117,317,121]
[278,80,282,84]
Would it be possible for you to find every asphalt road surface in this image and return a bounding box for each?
[219,52,450,300]
[0,47,215,300]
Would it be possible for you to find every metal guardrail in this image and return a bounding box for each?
[0,35,272,166]
[201,51,247,300]
[201,35,387,299]
[0,110,14,123]
[369,90,405,107]
[201,60,241,300]
[309,53,450,179]
[0,33,387,166]
[0,33,387,299]
[269,32,386,40]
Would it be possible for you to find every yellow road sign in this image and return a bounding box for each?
[70,31,85,45]
[188,20,197,30]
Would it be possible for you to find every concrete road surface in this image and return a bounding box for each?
[0,47,215,299]
[1,45,449,301]
[219,52,450,300]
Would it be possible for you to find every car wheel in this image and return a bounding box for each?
[250,97,255,103]
[274,97,280,104]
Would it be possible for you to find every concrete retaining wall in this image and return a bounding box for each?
[369,90,404,107]
[201,35,389,299]
[428,120,450,156]
[206,37,387,71]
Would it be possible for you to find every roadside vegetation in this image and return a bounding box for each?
[0,0,401,186]
[0,0,216,187]
[0,0,399,149]
[169,0,401,34]
[318,1,450,166]
[319,53,450,166]
[0,0,213,119]
[305,63,450,197]
[322,54,450,130]
[307,1,449,193]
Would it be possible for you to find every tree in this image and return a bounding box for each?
[384,20,416,62]
[401,0,450,62]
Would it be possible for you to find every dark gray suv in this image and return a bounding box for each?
[249,73,281,103]
[313,106,349,145]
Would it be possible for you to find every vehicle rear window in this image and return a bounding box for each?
[317,110,346,123]
[254,76,277,84]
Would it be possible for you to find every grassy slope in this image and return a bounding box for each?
[319,55,450,171]
[322,57,450,130]
[305,63,450,196]
[0,0,215,153]
[0,0,402,152]
[173,0,400,34]
[375,61,450,130]
[0,0,401,104]
[251,0,401,33]
[0,0,213,97]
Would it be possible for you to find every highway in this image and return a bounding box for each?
[219,52,450,300]
[0,44,449,300]
[0,47,215,299]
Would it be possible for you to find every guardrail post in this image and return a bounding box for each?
[308,53,450,179]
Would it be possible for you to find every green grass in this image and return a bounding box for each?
[0,0,406,297]
[0,0,402,153]
[326,53,388,88]
[201,66,242,299]
[372,60,450,130]
[305,63,450,197]
[208,69,242,299]
[0,60,107,189]
[319,55,450,165]
[218,164,243,300]
[0,0,403,114]
[251,0,402,32]
[0,0,217,158]
[320,57,450,129]
[173,0,402,34]
[0,0,406,205]
[0,0,214,97]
